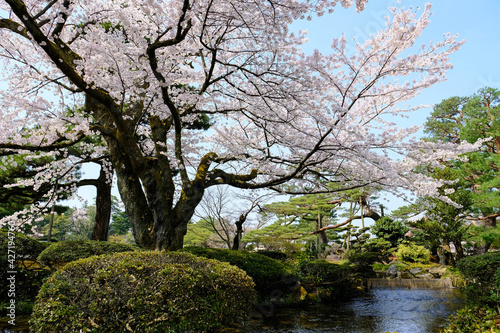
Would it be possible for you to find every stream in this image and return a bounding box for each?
[1,288,464,333]
[230,288,465,333]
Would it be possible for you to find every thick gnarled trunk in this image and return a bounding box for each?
[91,164,113,241]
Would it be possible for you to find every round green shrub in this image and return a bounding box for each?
[37,240,137,266]
[457,251,500,304]
[0,230,52,312]
[30,251,257,333]
[182,247,298,295]
[395,242,431,264]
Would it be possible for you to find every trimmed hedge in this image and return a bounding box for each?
[457,252,500,305]
[182,247,298,295]
[0,230,52,312]
[30,251,257,333]
[37,240,137,266]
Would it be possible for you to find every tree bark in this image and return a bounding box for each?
[310,205,381,235]
[453,240,464,262]
[91,164,113,241]
[232,214,245,250]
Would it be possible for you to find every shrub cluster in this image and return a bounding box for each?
[395,242,430,264]
[182,247,298,295]
[255,250,288,261]
[37,240,137,266]
[297,259,358,301]
[0,230,52,313]
[31,251,257,333]
[442,305,500,333]
[457,251,500,305]
[0,229,49,260]
[298,259,352,284]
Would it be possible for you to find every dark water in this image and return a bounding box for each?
[0,315,30,333]
[1,288,464,333]
[235,288,464,333]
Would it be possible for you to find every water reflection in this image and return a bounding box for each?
[237,288,464,333]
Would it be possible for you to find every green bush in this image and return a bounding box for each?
[371,216,408,247]
[346,251,380,277]
[457,251,500,305]
[255,250,288,261]
[0,229,49,260]
[0,230,52,313]
[182,247,298,295]
[298,259,352,284]
[297,259,358,301]
[395,242,430,264]
[442,305,500,333]
[37,240,137,266]
[30,251,257,333]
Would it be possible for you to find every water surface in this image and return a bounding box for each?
[235,288,464,333]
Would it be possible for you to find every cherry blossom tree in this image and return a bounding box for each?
[0,0,481,250]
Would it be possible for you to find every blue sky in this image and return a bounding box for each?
[294,0,500,128]
[73,1,500,214]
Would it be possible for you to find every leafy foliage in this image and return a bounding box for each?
[442,306,500,333]
[424,87,500,225]
[457,252,500,305]
[184,219,217,248]
[371,216,408,247]
[37,240,137,266]
[30,251,256,333]
[109,211,131,236]
[0,230,52,313]
[395,242,431,264]
[298,259,352,284]
[182,247,298,296]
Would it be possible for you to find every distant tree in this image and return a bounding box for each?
[258,193,341,251]
[392,167,473,265]
[194,187,272,249]
[423,87,500,254]
[109,211,131,236]
[371,216,408,248]
[184,219,215,248]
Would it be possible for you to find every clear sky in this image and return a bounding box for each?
[294,0,500,128]
[73,0,500,214]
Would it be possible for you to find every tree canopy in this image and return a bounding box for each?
[0,0,479,249]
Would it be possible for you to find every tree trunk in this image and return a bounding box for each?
[453,240,464,262]
[232,214,245,250]
[318,219,328,246]
[91,164,112,241]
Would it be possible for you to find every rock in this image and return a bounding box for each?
[326,254,343,262]
[416,273,434,279]
[410,267,422,275]
[428,265,448,278]
[287,284,308,304]
[399,271,413,279]
[386,264,398,278]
